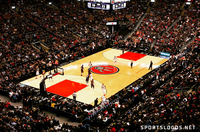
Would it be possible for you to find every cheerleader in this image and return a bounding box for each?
[114,56,117,64]
[81,65,84,76]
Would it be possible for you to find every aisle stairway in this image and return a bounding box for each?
[124,13,147,41]
[124,0,158,41]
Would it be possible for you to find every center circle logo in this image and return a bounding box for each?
[91,65,119,75]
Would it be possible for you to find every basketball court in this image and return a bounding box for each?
[20,48,168,105]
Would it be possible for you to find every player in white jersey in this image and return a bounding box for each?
[113,56,117,64]
[88,61,92,68]
[90,74,93,81]
[101,83,106,95]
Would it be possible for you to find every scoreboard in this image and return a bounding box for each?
[112,2,126,10]
[88,2,111,10]
[83,0,130,2]
[84,0,130,10]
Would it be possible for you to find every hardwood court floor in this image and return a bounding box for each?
[20,48,168,105]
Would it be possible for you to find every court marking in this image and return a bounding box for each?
[91,65,119,75]
[102,49,166,69]
[20,48,168,105]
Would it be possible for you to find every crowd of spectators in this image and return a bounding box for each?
[106,42,200,131]
[117,0,184,55]
[154,1,200,55]
[0,0,200,131]
[134,0,182,43]
[0,0,124,131]
[0,100,93,132]
[0,0,114,100]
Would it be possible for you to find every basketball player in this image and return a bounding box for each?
[90,74,93,81]
[101,83,106,95]
[91,79,94,89]
[88,61,92,68]
[81,64,84,76]
[48,71,53,82]
[114,56,117,64]
[88,67,91,75]
[86,75,89,85]
[130,60,133,68]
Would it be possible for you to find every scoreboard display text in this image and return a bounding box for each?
[88,2,110,10]
[86,0,129,10]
